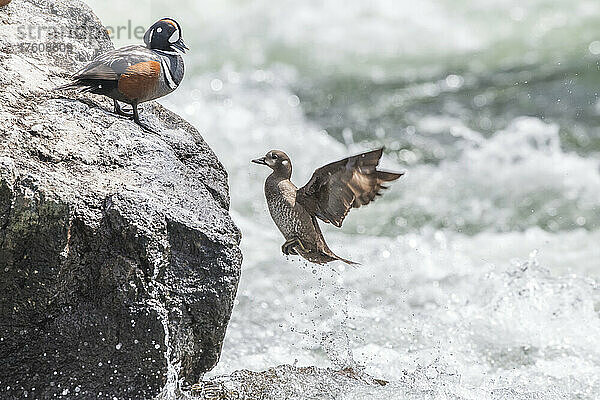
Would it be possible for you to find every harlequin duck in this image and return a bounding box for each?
[57,18,187,132]
[252,148,404,265]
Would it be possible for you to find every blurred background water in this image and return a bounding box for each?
[86,1,600,398]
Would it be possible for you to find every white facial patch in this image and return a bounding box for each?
[159,56,178,89]
[168,28,180,43]
[282,160,289,166]
[156,27,163,33]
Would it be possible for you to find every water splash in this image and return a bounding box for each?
[150,296,184,400]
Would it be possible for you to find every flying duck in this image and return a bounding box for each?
[252,148,404,265]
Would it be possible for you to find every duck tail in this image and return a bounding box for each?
[325,250,360,266]
[313,250,360,267]
[53,82,79,91]
[337,256,361,267]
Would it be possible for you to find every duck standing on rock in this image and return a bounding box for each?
[56,18,187,132]
[253,148,404,265]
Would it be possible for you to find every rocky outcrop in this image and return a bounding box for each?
[189,365,388,399]
[0,1,242,399]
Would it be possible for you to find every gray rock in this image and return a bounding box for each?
[189,365,389,400]
[0,1,242,399]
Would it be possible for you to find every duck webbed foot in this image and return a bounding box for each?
[132,103,156,133]
[113,100,134,118]
[282,237,306,256]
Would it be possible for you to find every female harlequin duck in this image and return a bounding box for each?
[252,148,404,265]
[57,18,187,132]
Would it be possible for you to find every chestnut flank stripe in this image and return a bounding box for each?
[118,61,161,101]
[161,19,178,29]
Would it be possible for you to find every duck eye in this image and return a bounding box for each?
[272,154,278,160]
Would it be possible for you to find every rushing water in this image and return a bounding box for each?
[86,0,600,398]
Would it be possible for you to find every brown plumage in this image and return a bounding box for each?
[252,148,404,265]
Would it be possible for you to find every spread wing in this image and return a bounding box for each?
[71,45,158,82]
[297,148,404,227]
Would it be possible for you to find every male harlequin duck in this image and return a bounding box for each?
[252,148,404,265]
[57,18,187,132]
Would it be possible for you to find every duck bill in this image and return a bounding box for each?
[252,157,267,165]
[172,39,188,53]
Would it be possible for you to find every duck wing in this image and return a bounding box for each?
[71,45,157,82]
[297,148,404,228]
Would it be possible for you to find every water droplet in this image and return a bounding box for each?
[589,41,600,55]
[210,78,223,92]
[445,74,463,89]
[288,95,300,107]
[473,94,487,107]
